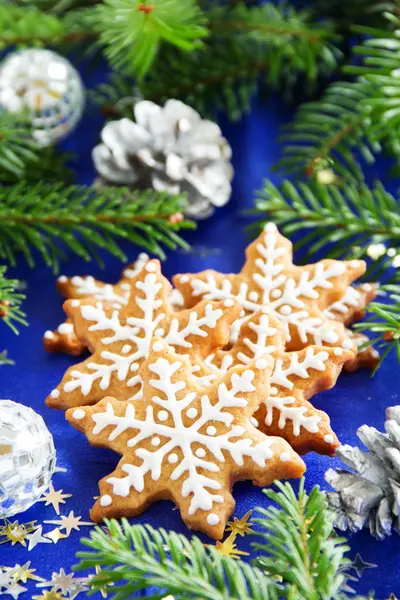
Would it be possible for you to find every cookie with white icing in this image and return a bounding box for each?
[174,222,366,354]
[43,253,150,356]
[46,259,241,410]
[66,338,306,539]
[323,283,379,372]
[196,310,352,456]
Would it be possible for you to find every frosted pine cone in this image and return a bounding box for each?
[93,99,233,219]
[325,406,400,539]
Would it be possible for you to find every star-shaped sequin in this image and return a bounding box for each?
[0,566,27,599]
[66,338,305,539]
[226,510,254,537]
[0,520,37,546]
[44,511,93,536]
[44,528,67,544]
[174,222,365,353]
[39,483,72,515]
[32,591,64,600]
[47,259,240,410]
[37,569,89,597]
[26,526,52,551]
[350,553,377,577]
[213,532,248,559]
[2,562,44,584]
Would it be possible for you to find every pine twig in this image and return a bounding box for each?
[93,0,209,80]
[276,11,400,178]
[0,267,27,334]
[252,177,400,260]
[75,480,353,599]
[355,284,400,372]
[92,2,342,122]
[252,480,351,599]
[0,350,14,366]
[0,183,194,272]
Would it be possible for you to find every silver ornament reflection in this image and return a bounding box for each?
[0,399,56,518]
[0,49,85,146]
[93,99,233,219]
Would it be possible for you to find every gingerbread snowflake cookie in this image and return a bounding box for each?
[43,253,150,356]
[323,283,379,372]
[174,222,366,353]
[46,259,241,410]
[66,338,306,539]
[197,309,352,456]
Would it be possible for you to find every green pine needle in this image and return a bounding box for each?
[0,350,14,366]
[92,3,342,121]
[75,480,353,600]
[0,183,194,272]
[252,177,400,261]
[93,0,209,80]
[0,266,27,334]
[355,284,400,373]
[276,11,400,178]
[252,480,351,600]
[76,519,277,600]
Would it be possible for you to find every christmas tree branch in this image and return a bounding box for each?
[252,177,400,260]
[355,284,400,372]
[0,267,27,335]
[93,0,209,80]
[252,480,351,599]
[276,11,400,178]
[0,183,194,272]
[75,480,353,599]
[92,2,342,121]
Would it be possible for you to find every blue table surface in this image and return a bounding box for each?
[1,63,399,598]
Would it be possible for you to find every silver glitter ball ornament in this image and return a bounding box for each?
[0,49,85,146]
[0,400,56,518]
[93,99,233,219]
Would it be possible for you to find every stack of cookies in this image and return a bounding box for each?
[44,223,378,539]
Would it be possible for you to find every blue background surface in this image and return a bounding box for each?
[1,63,399,597]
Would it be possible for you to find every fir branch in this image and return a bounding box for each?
[276,12,400,178]
[0,267,27,334]
[355,284,400,372]
[0,2,94,47]
[0,113,40,181]
[252,480,351,599]
[0,183,194,272]
[93,3,342,121]
[93,0,209,80]
[253,177,400,260]
[76,519,277,600]
[75,481,354,599]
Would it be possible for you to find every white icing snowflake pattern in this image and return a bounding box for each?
[175,222,365,350]
[48,261,238,409]
[68,340,304,536]
[199,310,347,451]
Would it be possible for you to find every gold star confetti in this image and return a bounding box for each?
[44,511,93,536]
[226,510,254,537]
[94,565,112,599]
[44,528,67,544]
[39,483,72,515]
[2,562,45,584]
[32,591,64,600]
[213,532,249,559]
[0,566,27,598]
[37,568,89,596]
[0,520,37,546]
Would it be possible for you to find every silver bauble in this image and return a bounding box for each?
[0,400,56,518]
[93,99,233,219]
[0,49,85,146]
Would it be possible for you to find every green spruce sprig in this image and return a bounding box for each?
[252,480,351,599]
[92,2,342,121]
[75,480,353,600]
[252,177,400,261]
[276,11,400,178]
[93,0,209,80]
[0,266,27,334]
[0,183,194,272]
[355,284,400,372]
